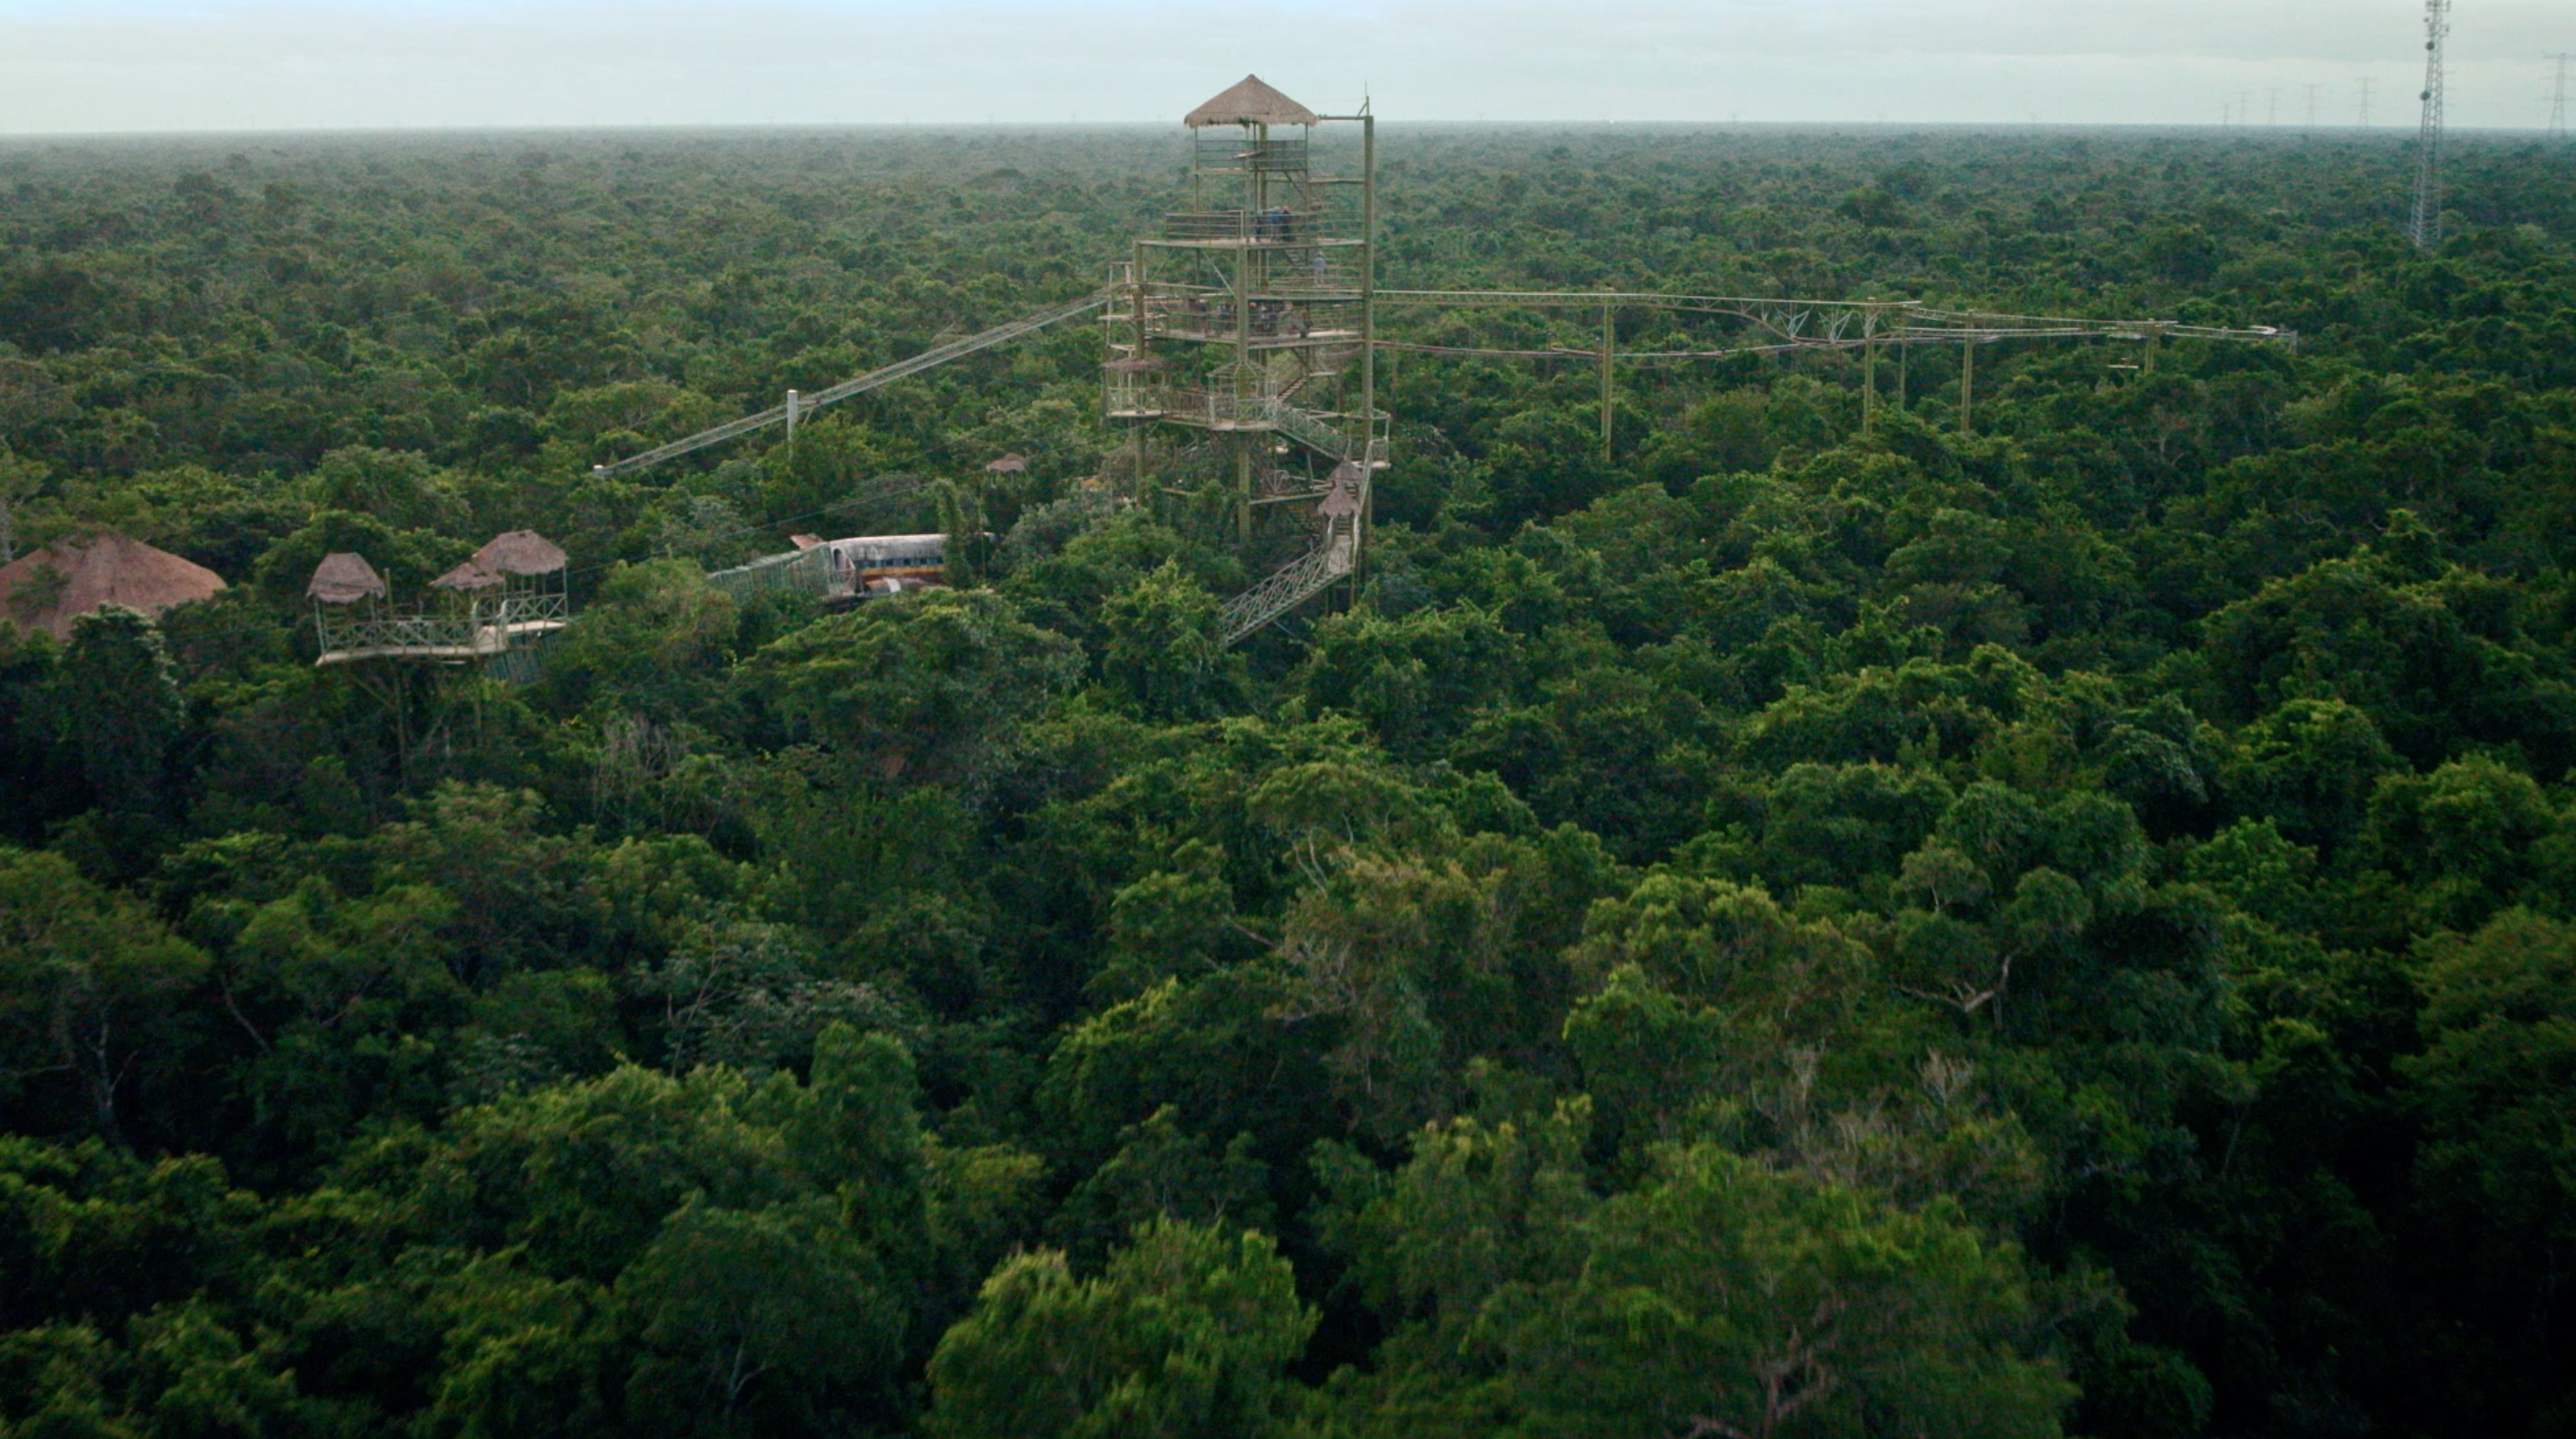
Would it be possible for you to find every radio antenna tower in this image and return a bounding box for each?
[2357,76,2375,125]
[2549,53,2571,138]
[2410,0,2453,250]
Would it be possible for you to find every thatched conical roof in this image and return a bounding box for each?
[307,551,388,604]
[431,558,501,592]
[0,532,227,638]
[1185,75,1319,129]
[1317,467,1362,519]
[984,453,1029,474]
[471,530,567,576]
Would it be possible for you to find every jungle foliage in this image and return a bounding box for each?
[1,120,2573,1438]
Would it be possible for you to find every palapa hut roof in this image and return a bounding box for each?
[307,551,389,604]
[1185,75,1319,130]
[0,532,227,638]
[984,453,1030,474]
[431,559,501,592]
[470,530,568,576]
[1316,472,1362,520]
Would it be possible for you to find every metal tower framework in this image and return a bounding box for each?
[1105,77,1385,645]
[2413,0,2454,250]
[589,80,2291,649]
[2549,53,2571,139]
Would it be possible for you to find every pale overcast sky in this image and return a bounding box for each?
[0,1,2566,135]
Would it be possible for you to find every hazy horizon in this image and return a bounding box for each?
[1,1,2570,137]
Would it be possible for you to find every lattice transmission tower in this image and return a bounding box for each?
[2549,53,2571,138]
[2411,0,2453,250]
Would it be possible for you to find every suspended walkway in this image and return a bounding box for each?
[592,290,1113,478]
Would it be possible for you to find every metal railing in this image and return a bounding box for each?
[314,591,571,663]
[705,545,835,602]
[1159,209,1358,245]
[1195,135,1310,173]
[1113,384,1384,462]
[486,593,569,630]
[1221,529,1356,646]
[1142,298,1362,343]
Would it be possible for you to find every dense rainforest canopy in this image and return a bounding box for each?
[1,119,2573,1438]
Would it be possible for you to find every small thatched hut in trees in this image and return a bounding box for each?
[0,532,226,639]
[306,551,390,606]
[470,530,569,581]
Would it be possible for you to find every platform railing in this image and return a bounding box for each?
[1159,209,1359,244]
[1144,302,1356,344]
[1117,386,1381,461]
[315,591,571,663]
[1195,135,1310,173]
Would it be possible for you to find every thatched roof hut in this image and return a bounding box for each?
[984,454,1030,475]
[431,559,501,592]
[307,551,389,604]
[0,532,227,638]
[471,530,568,576]
[1185,75,1319,129]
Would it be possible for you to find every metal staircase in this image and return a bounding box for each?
[1220,455,1368,645]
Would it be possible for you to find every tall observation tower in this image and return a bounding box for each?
[1105,76,1386,642]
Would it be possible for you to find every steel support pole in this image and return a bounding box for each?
[1599,301,1615,464]
[1861,315,1878,434]
[1133,242,1150,491]
[1236,137,1255,546]
[1960,338,1975,437]
[1357,110,1377,600]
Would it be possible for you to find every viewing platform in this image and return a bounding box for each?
[314,599,567,666]
[1151,208,1362,247]
[309,530,571,672]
